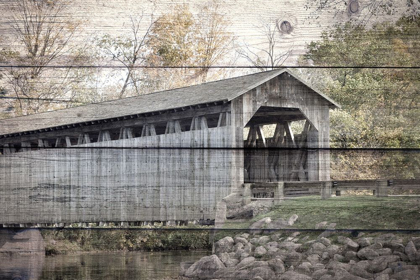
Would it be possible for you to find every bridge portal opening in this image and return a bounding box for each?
[244,106,318,183]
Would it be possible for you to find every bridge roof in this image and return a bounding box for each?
[0,69,339,137]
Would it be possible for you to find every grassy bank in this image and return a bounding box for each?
[225,196,420,230]
[42,196,420,254]
[41,226,212,255]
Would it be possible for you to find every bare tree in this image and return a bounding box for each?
[1,0,82,115]
[236,21,291,71]
[96,14,154,98]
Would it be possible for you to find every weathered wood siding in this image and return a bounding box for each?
[0,126,237,224]
[233,73,331,182]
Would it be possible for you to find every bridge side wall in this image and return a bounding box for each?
[0,126,238,224]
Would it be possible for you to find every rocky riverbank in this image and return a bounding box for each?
[180,216,420,280]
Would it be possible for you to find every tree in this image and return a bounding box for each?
[304,0,420,25]
[1,0,82,116]
[303,16,420,179]
[96,14,154,99]
[146,2,234,89]
[236,20,291,71]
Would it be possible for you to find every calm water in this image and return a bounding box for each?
[0,250,209,280]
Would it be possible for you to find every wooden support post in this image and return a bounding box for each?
[243,183,252,205]
[77,133,90,145]
[65,136,72,147]
[98,131,111,142]
[200,116,208,130]
[141,124,156,136]
[275,182,284,202]
[375,180,388,197]
[174,120,182,133]
[38,139,45,148]
[3,144,15,154]
[256,125,267,148]
[321,182,332,199]
[21,142,31,152]
[119,127,134,139]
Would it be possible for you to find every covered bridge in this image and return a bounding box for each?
[0,69,339,225]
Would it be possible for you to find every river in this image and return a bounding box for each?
[0,250,209,280]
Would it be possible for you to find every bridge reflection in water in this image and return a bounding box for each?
[0,229,45,280]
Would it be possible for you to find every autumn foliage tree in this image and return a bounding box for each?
[146,2,234,89]
[303,16,420,179]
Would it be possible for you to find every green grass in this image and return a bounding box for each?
[223,196,420,231]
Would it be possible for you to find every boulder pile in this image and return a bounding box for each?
[180,217,420,280]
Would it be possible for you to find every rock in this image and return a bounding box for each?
[411,237,420,248]
[348,261,373,279]
[248,266,275,280]
[279,270,312,280]
[391,269,420,280]
[321,251,330,260]
[312,269,329,280]
[243,243,253,254]
[392,251,409,262]
[240,260,269,270]
[268,258,285,274]
[368,255,400,273]
[284,251,302,267]
[252,277,264,280]
[315,221,328,229]
[240,252,250,260]
[219,252,230,264]
[326,260,350,271]
[258,236,270,245]
[296,261,313,275]
[234,242,245,251]
[375,233,398,245]
[215,236,234,254]
[236,256,255,270]
[250,217,271,234]
[234,248,245,259]
[180,261,194,276]
[318,237,332,247]
[278,241,301,251]
[344,251,359,262]
[225,257,239,267]
[332,268,366,280]
[405,241,417,262]
[254,246,267,258]
[238,233,250,240]
[357,237,371,248]
[388,261,406,272]
[288,214,299,226]
[384,241,405,253]
[377,248,392,255]
[337,236,349,244]
[265,241,278,249]
[250,237,259,245]
[357,247,379,260]
[374,274,389,280]
[311,242,327,255]
[235,236,249,246]
[319,275,334,280]
[334,254,345,262]
[345,239,360,252]
[213,267,236,279]
[184,255,226,279]
[270,218,289,229]
[326,244,341,258]
[307,253,321,265]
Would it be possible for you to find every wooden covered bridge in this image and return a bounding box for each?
[0,69,339,226]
